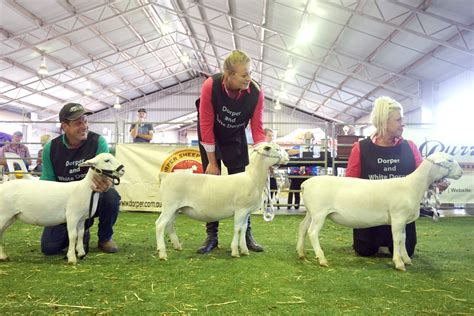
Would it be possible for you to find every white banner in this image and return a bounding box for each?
[404,127,473,204]
[116,144,203,211]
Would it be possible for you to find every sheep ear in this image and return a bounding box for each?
[79,156,98,168]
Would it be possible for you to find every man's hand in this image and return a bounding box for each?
[91,174,113,192]
[205,163,221,175]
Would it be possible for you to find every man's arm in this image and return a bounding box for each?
[135,125,154,141]
[39,142,56,181]
[23,145,32,167]
[130,123,138,139]
[96,136,110,155]
[0,147,5,166]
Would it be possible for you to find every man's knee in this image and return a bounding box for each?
[41,225,68,255]
[353,240,378,257]
[98,188,121,210]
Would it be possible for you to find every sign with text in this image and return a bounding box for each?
[404,127,473,204]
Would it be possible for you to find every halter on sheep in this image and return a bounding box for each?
[0,153,125,264]
[155,142,289,260]
[296,152,463,271]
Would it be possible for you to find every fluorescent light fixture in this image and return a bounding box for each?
[37,56,48,76]
[113,96,121,109]
[160,21,172,34]
[295,17,316,46]
[84,82,92,96]
[274,100,282,110]
[284,66,296,80]
[180,53,190,64]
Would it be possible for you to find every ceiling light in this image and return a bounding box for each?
[84,82,92,96]
[180,53,190,64]
[284,66,296,80]
[160,21,172,34]
[274,100,282,110]
[37,55,48,76]
[113,96,121,109]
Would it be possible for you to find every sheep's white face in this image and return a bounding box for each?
[80,153,125,178]
[256,143,289,166]
[427,152,463,180]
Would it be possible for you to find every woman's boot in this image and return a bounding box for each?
[197,221,219,254]
[246,216,264,252]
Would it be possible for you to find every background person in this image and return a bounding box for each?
[0,131,31,170]
[129,108,154,143]
[196,49,266,254]
[33,134,51,173]
[346,96,423,257]
[0,132,12,148]
[40,103,121,255]
[265,128,279,207]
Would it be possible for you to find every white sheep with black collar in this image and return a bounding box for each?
[0,153,125,264]
[155,143,289,260]
[297,152,462,271]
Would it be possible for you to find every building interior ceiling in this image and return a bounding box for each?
[1,0,473,124]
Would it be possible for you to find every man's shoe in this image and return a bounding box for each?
[98,240,118,253]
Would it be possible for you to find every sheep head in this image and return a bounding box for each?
[79,153,125,184]
[254,142,289,167]
[425,152,463,181]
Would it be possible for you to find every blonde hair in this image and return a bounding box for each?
[40,134,51,145]
[223,50,251,75]
[370,96,403,138]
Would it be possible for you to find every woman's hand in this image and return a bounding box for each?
[205,163,221,175]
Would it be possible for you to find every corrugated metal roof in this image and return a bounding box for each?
[1,0,472,124]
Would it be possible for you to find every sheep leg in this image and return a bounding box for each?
[307,215,328,267]
[155,209,176,260]
[297,212,312,259]
[66,218,80,265]
[239,215,250,256]
[399,226,412,266]
[231,212,248,258]
[166,213,182,251]
[75,219,86,259]
[391,221,406,271]
[0,216,16,261]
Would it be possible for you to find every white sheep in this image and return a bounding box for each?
[296,152,463,271]
[155,143,289,260]
[0,153,125,264]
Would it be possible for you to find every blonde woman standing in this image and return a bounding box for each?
[196,50,266,254]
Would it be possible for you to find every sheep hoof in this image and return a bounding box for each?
[0,256,10,261]
[319,260,329,267]
[158,252,168,261]
[395,264,406,271]
[173,245,183,251]
[67,260,77,265]
[241,251,250,256]
[231,253,240,258]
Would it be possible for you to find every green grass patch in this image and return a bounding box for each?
[1,213,473,314]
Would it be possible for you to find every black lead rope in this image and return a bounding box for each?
[84,191,101,249]
[91,165,124,185]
